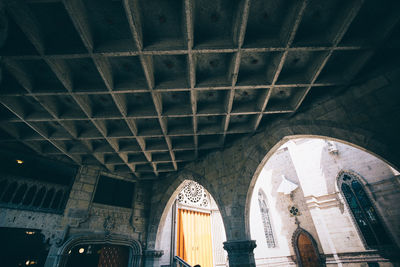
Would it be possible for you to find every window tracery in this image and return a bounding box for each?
[338,172,393,249]
[177,181,210,209]
[258,189,276,248]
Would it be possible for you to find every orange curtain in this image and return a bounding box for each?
[177,209,213,267]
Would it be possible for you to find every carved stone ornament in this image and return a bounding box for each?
[289,205,301,217]
[143,249,164,258]
[178,181,210,208]
[103,215,115,233]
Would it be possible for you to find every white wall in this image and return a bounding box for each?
[250,146,321,266]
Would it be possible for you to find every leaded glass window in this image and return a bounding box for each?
[258,189,276,248]
[339,172,392,248]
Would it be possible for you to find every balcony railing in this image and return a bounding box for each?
[0,175,70,214]
[173,256,192,267]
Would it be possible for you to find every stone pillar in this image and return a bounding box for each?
[44,245,62,267]
[143,249,164,267]
[223,240,257,267]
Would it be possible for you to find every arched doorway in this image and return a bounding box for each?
[292,229,322,267]
[65,244,130,267]
[157,180,227,267]
[56,234,142,267]
[176,181,214,267]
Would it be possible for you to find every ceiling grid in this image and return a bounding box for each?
[0,0,399,180]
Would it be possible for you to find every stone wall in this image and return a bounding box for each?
[0,165,153,266]
[0,208,63,244]
[58,166,151,241]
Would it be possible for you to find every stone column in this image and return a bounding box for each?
[223,240,257,267]
[143,249,164,267]
[44,245,62,267]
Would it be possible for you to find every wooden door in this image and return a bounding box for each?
[297,233,319,267]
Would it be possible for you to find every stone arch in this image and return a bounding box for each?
[244,120,400,240]
[291,227,324,267]
[55,233,142,267]
[147,170,227,251]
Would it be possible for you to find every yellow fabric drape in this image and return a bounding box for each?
[177,209,213,267]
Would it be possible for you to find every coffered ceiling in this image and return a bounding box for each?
[0,0,399,180]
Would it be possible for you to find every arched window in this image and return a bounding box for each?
[338,172,393,249]
[258,189,276,248]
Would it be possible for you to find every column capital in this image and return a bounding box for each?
[143,249,164,258]
[223,240,257,253]
[223,240,257,267]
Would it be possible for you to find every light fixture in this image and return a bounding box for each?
[78,248,85,254]
[25,261,30,266]
[25,231,35,235]
[16,159,24,164]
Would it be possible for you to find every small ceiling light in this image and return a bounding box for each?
[25,261,30,266]
[25,231,35,235]
[78,248,85,254]
[68,250,72,254]
[16,159,24,164]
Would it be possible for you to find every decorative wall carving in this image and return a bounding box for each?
[177,181,210,209]
[0,175,69,214]
[289,205,301,217]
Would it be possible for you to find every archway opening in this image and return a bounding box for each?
[157,180,227,267]
[65,244,130,267]
[248,137,400,266]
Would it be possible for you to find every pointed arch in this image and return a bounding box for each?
[257,188,276,248]
[146,170,227,251]
[337,171,394,250]
[292,228,324,267]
